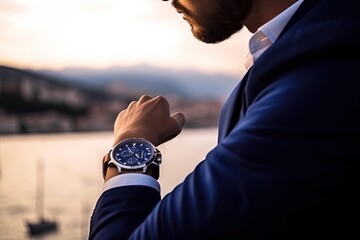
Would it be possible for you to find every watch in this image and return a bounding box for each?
[105,138,162,179]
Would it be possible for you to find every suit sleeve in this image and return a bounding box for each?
[125,56,358,239]
[89,186,161,240]
[89,22,359,239]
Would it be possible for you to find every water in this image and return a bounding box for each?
[0,128,217,240]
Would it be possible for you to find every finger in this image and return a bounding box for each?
[128,100,137,109]
[138,95,152,104]
[153,95,170,109]
[158,113,185,145]
[160,125,183,145]
[172,112,186,129]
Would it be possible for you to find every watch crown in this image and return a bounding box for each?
[156,155,162,164]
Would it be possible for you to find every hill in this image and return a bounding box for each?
[35,64,239,99]
[0,65,237,134]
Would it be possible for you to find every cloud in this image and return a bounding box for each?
[0,0,251,76]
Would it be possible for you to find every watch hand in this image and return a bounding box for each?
[126,145,134,154]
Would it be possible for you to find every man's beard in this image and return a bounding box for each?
[173,0,252,44]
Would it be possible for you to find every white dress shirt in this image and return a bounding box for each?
[245,0,304,69]
[103,0,304,194]
[103,173,160,192]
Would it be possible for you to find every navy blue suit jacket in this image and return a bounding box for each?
[90,0,360,239]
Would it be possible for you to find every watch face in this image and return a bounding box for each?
[112,139,155,169]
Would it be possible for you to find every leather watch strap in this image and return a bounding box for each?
[146,164,159,180]
[102,151,111,180]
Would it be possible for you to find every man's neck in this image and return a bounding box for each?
[244,0,298,33]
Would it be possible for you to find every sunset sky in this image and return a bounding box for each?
[0,0,252,76]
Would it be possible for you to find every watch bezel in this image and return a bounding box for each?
[110,138,157,170]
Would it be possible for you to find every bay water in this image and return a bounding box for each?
[0,128,217,240]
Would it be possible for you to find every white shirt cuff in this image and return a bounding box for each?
[103,173,161,193]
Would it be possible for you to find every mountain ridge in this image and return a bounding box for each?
[34,64,241,99]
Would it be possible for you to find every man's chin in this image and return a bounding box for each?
[191,29,234,44]
[191,27,215,44]
[191,23,244,44]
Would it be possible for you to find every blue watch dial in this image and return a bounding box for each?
[113,139,154,167]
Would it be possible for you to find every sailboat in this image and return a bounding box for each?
[26,159,58,236]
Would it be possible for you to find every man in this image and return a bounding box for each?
[90,0,360,239]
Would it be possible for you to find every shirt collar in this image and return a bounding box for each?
[245,0,304,69]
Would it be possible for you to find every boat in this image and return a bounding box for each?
[26,159,59,236]
[27,217,58,235]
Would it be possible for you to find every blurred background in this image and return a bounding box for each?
[0,0,251,239]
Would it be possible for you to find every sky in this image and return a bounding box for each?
[0,0,252,76]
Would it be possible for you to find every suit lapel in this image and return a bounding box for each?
[218,0,322,142]
[218,70,251,142]
[280,0,322,39]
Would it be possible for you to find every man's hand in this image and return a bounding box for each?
[103,95,185,181]
[113,95,185,147]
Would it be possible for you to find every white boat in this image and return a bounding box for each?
[25,159,59,236]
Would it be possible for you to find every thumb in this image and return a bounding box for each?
[172,112,185,129]
[158,112,185,145]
